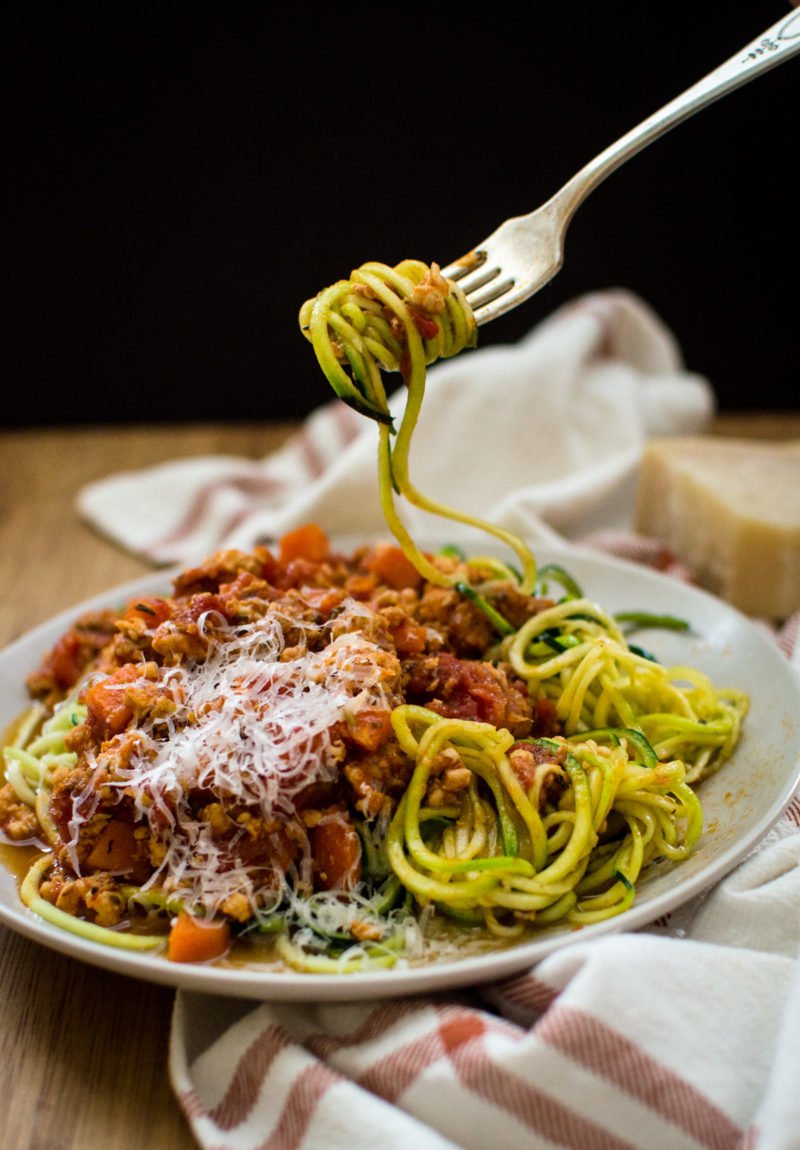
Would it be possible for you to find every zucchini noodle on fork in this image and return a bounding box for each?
[386,705,704,931]
[299,259,538,593]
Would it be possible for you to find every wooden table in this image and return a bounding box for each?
[1,414,798,1149]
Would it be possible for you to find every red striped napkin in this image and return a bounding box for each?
[170,883,800,1150]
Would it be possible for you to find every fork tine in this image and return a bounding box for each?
[441,247,518,324]
[466,276,516,313]
[449,263,502,296]
[438,250,486,283]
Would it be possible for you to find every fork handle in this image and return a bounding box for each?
[553,8,800,222]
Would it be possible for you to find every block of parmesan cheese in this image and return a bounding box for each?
[634,436,800,619]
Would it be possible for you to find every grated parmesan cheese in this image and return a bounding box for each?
[70,596,400,916]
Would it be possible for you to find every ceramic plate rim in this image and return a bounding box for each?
[1,540,798,1001]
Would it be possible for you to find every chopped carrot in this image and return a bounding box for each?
[279,523,331,564]
[167,912,232,964]
[301,585,346,616]
[86,819,139,873]
[366,544,422,590]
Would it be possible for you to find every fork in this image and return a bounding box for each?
[440,10,800,326]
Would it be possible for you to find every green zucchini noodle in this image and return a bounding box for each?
[504,596,749,783]
[20,853,163,952]
[387,705,704,930]
[3,699,81,805]
[3,697,163,951]
[299,259,538,593]
[272,887,415,974]
[3,696,86,846]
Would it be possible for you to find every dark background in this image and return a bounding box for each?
[4,2,797,428]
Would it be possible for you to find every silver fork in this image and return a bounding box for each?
[440,9,800,326]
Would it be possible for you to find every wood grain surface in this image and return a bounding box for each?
[0,415,797,1149]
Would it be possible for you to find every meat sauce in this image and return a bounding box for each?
[0,528,561,950]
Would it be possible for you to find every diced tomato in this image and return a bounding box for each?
[40,631,84,690]
[532,696,562,738]
[123,596,173,627]
[311,811,362,891]
[83,664,142,736]
[407,304,441,340]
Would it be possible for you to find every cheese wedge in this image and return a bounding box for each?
[634,436,800,619]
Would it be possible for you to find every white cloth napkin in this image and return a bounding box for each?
[77,289,715,566]
[75,289,800,1150]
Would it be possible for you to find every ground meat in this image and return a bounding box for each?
[217,572,278,621]
[40,868,127,927]
[407,263,449,316]
[171,547,274,597]
[424,747,473,808]
[508,740,568,809]
[11,535,560,929]
[416,585,495,656]
[193,801,305,886]
[48,757,133,866]
[151,592,230,664]
[0,782,39,841]
[484,586,556,630]
[344,741,414,818]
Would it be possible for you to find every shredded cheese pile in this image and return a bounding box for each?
[72,598,398,916]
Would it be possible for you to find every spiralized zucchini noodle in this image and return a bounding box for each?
[387,706,703,930]
[4,698,162,951]
[299,259,538,594]
[4,697,82,851]
[504,593,747,784]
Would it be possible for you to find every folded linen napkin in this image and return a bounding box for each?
[76,289,800,1149]
[76,289,715,566]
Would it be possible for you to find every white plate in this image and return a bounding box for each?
[1,542,798,1001]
